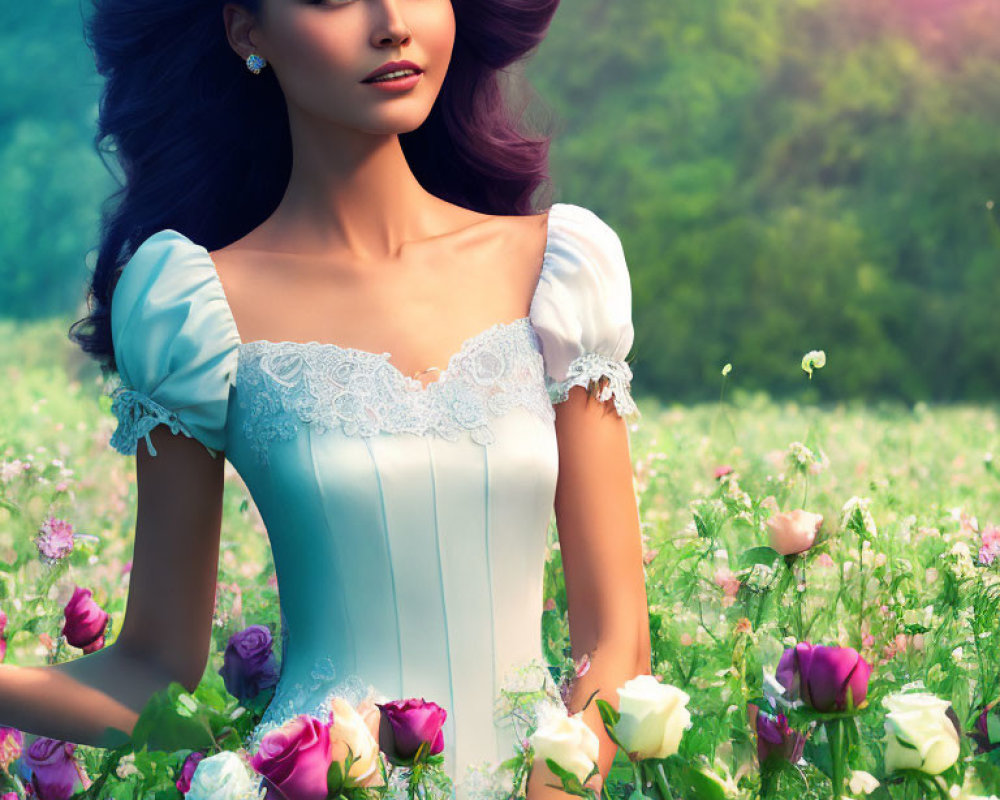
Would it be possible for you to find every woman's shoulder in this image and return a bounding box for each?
[530,202,638,419]
[107,228,241,459]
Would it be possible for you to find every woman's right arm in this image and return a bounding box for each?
[0,426,227,748]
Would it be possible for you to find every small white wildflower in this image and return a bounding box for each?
[801,350,826,378]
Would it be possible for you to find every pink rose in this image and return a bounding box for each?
[176,751,205,794]
[376,698,446,764]
[0,607,7,663]
[776,642,872,712]
[767,509,823,556]
[713,465,734,479]
[22,738,82,800]
[250,715,333,800]
[61,587,109,653]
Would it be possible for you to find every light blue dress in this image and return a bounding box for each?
[107,202,640,799]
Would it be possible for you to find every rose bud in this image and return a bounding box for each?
[883,692,961,775]
[767,509,823,556]
[176,751,205,795]
[614,674,692,760]
[376,698,447,765]
[754,708,806,765]
[776,641,872,712]
[61,587,109,653]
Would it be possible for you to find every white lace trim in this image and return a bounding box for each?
[547,352,641,419]
[108,385,221,459]
[236,318,555,465]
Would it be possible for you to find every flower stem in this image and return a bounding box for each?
[826,718,845,800]
[653,762,674,800]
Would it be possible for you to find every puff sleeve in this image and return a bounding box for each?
[107,229,241,459]
[530,204,640,419]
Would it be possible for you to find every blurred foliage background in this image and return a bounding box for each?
[1,0,998,404]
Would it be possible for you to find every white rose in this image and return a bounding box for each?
[186,751,263,800]
[528,702,600,783]
[883,692,960,775]
[614,675,692,760]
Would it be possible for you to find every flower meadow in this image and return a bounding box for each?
[0,319,999,800]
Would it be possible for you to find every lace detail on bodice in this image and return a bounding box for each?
[236,318,555,465]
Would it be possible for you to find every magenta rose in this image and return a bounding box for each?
[249,715,334,800]
[754,708,806,764]
[776,642,872,712]
[61,587,109,653]
[176,750,206,794]
[22,738,81,800]
[0,727,23,771]
[2,792,19,800]
[218,624,280,703]
[375,698,446,764]
[0,607,7,662]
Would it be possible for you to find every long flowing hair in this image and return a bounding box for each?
[70,0,560,374]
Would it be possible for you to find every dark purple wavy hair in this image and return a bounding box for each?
[69,0,561,374]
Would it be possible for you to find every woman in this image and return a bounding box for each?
[3,0,652,797]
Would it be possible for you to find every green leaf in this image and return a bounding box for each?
[327,758,345,795]
[740,546,780,568]
[129,682,215,752]
[988,712,1000,745]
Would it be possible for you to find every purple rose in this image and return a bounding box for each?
[61,587,109,653]
[777,642,872,712]
[973,702,999,754]
[754,708,806,764]
[0,607,8,663]
[22,738,81,800]
[218,624,280,703]
[176,750,206,794]
[0,727,23,770]
[375,698,446,764]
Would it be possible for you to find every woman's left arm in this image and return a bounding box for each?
[527,379,653,800]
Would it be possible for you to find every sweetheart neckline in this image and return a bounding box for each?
[237,315,536,393]
[196,203,564,392]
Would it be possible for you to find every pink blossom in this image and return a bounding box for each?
[34,518,75,562]
[713,465,734,479]
[816,553,835,567]
[979,524,1000,565]
[713,568,741,607]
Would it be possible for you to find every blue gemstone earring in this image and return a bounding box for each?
[246,53,267,75]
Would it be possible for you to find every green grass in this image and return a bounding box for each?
[2,317,999,798]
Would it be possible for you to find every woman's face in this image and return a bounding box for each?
[226,0,455,135]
